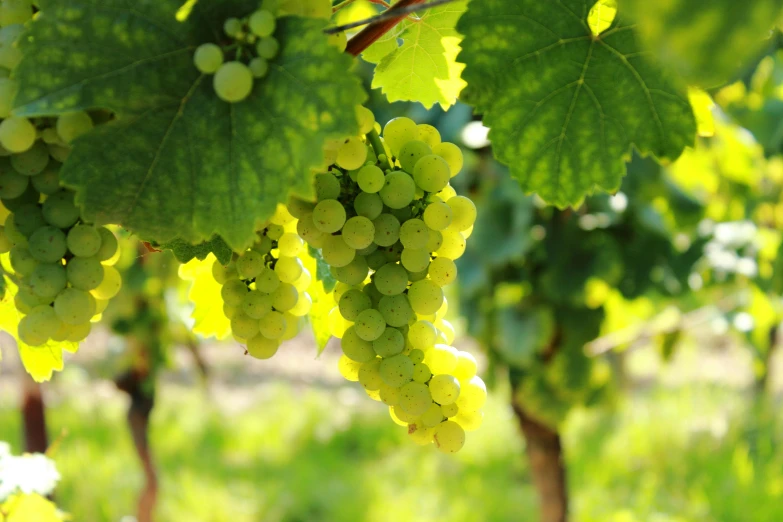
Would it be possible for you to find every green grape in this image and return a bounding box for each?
[256,37,280,59]
[399,382,432,416]
[432,142,464,177]
[28,226,67,263]
[271,282,298,311]
[447,196,477,231]
[65,322,92,343]
[392,404,419,424]
[417,124,441,148]
[378,294,413,327]
[379,353,414,387]
[231,312,260,340]
[242,290,273,319]
[429,374,460,405]
[223,17,242,37]
[14,287,51,313]
[94,298,110,315]
[409,349,425,364]
[413,155,450,193]
[441,402,459,418]
[426,229,443,252]
[456,376,487,411]
[379,383,401,406]
[389,406,409,426]
[0,225,10,253]
[399,219,429,250]
[436,230,466,259]
[54,287,94,325]
[433,420,465,453]
[31,167,62,196]
[94,227,119,261]
[42,190,80,228]
[56,111,94,144]
[2,182,39,212]
[274,256,303,283]
[193,43,224,73]
[331,255,368,285]
[253,234,273,255]
[372,213,400,247]
[354,192,383,219]
[289,292,312,316]
[47,144,71,163]
[282,312,300,340]
[66,225,102,257]
[407,279,443,315]
[423,200,452,230]
[0,168,29,199]
[41,128,60,145]
[236,250,265,279]
[373,263,408,296]
[355,106,375,135]
[0,0,32,27]
[293,267,312,291]
[400,248,430,273]
[382,117,418,157]
[312,198,346,233]
[13,204,46,237]
[223,303,240,320]
[408,321,438,352]
[341,216,374,249]
[321,234,355,268]
[327,30,347,51]
[66,256,104,291]
[425,344,458,374]
[315,172,341,201]
[357,165,384,193]
[11,141,49,176]
[3,214,25,245]
[407,267,428,282]
[92,265,122,300]
[0,117,35,153]
[259,310,287,339]
[365,249,387,270]
[428,257,457,287]
[27,304,62,338]
[338,354,362,382]
[213,61,254,103]
[379,171,415,209]
[354,308,385,341]
[421,402,444,427]
[338,289,371,321]
[296,213,326,247]
[221,279,248,306]
[9,245,37,275]
[454,410,483,432]
[372,326,404,357]
[336,137,367,171]
[28,263,66,298]
[0,77,17,118]
[436,319,455,344]
[255,267,280,293]
[286,197,315,219]
[247,334,281,359]
[341,326,376,362]
[18,315,48,346]
[398,140,432,173]
[358,358,383,391]
[267,223,284,240]
[249,57,269,78]
[249,10,276,37]
[362,281,383,307]
[412,362,432,383]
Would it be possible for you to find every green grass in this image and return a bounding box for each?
[0,379,781,522]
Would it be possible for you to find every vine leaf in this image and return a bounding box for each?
[302,248,334,353]
[160,235,233,265]
[457,0,696,208]
[13,0,366,251]
[622,0,783,87]
[363,0,467,109]
[178,255,232,341]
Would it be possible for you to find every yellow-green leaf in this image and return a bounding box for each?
[179,255,231,340]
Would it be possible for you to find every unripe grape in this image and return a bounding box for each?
[213,61,254,103]
[67,225,102,257]
[256,37,280,59]
[56,111,94,144]
[0,117,35,153]
[336,137,367,171]
[193,43,224,73]
[413,155,450,193]
[399,382,432,416]
[379,353,414,387]
[398,140,431,173]
[433,421,465,453]
[429,374,460,405]
[249,10,276,37]
[247,334,280,359]
[382,117,417,156]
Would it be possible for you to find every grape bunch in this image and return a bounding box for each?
[192,0,342,104]
[211,205,313,360]
[291,112,486,453]
[0,113,122,346]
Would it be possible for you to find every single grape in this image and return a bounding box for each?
[358,358,383,391]
[47,144,71,163]
[378,294,413,327]
[13,204,46,238]
[436,230,466,259]
[447,196,477,231]
[249,10,276,37]
[398,140,432,173]
[327,30,347,51]
[331,255,369,286]
[236,250,265,279]
[65,322,92,343]
[423,199,452,230]
[312,199,346,233]
[436,319,456,344]
[31,167,62,196]
[400,248,430,273]
[372,326,404,357]
[372,213,400,247]
[432,142,464,177]
[417,124,441,148]
[382,117,418,157]
[354,308,386,341]
[247,334,280,359]
[338,289,371,321]
[271,282,298,311]
[42,190,80,228]
[253,267,279,293]
[296,213,326,247]
[275,256,303,283]
[66,225,102,257]
[456,376,487,411]
[453,351,478,382]
[379,383,401,406]
[232,312,261,340]
[355,106,375,135]
[341,326,376,362]
[429,374,460,405]
[409,349,425,365]
[28,263,67,298]
[242,290,273,319]
[9,245,37,275]
[408,321,436,350]
[441,402,459,418]
[357,165,384,193]
[338,354,362,381]
[428,257,457,287]
[433,420,465,453]
[0,169,29,199]
[421,402,444,427]
[379,171,415,209]
[54,287,94,325]
[321,234,355,268]
[66,256,104,291]
[336,137,367,171]
[399,382,432,416]
[56,111,94,144]
[213,61,254,103]
[256,37,280,59]
[314,172,341,201]
[193,43,224,73]
[399,218,429,250]
[379,353,414,387]
[392,404,419,424]
[223,17,243,37]
[0,117,35,153]
[454,410,483,432]
[92,265,122,300]
[413,155,450,193]
[249,57,269,78]
[354,192,383,219]
[412,362,432,383]
[341,216,374,249]
[94,227,119,261]
[373,263,408,296]
[11,141,49,176]
[28,226,68,263]
[425,344,458,374]
[259,310,287,339]
[222,279,249,306]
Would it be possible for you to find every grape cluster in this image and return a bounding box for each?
[291,112,486,453]
[0,113,122,346]
[211,205,313,359]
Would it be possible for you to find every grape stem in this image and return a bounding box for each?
[343,0,427,57]
[328,0,457,35]
[367,128,393,170]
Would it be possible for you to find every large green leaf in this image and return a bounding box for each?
[13,0,365,251]
[623,0,783,88]
[363,0,467,109]
[457,0,696,208]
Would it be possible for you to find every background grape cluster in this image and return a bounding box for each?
[287,110,486,453]
[212,206,313,360]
